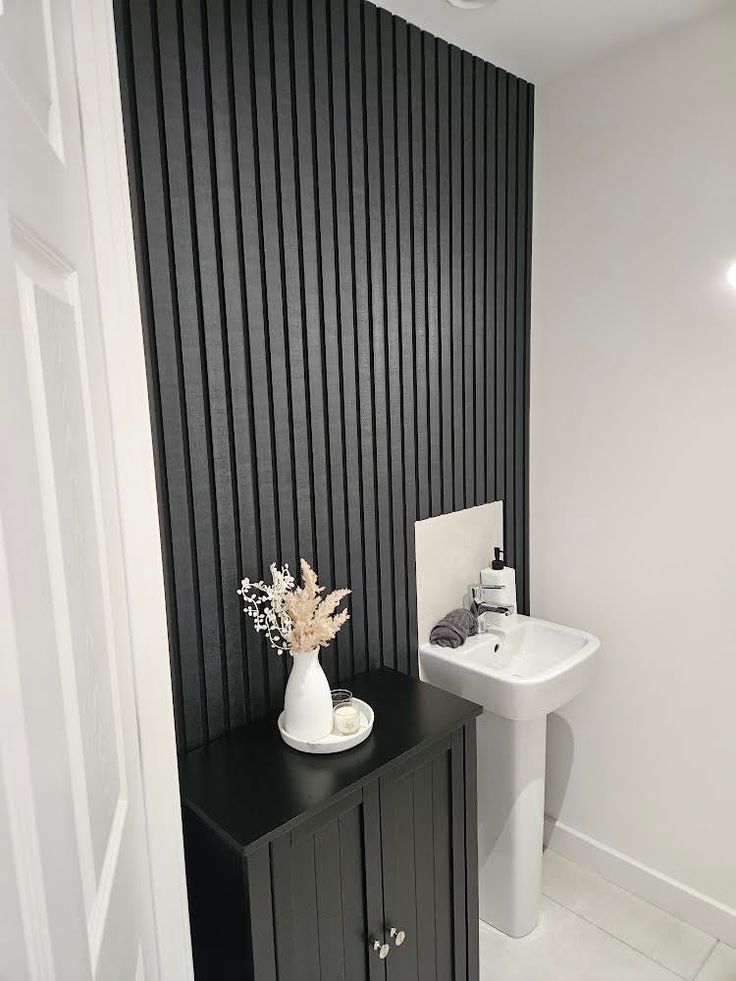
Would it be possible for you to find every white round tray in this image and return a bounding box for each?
[278,698,374,754]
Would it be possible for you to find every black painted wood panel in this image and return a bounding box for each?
[115,0,534,750]
[433,749,453,979]
[183,809,250,980]
[464,722,480,979]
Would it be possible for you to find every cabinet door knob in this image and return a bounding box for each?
[370,939,390,959]
[389,927,406,947]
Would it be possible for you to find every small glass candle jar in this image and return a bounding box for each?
[331,689,360,735]
[334,701,361,735]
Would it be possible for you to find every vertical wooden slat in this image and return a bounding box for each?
[450,44,464,511]
[514,81,530,614]
[484,64,498,510]
[462,50,475,508]
[523,86,535,614]
[473,57,487,507]
[379,9,407,673]
[364,3,395,663]
[116,0,534,747]
[494,69,508,506]
[346,0,380,671]
[424,35,441,517]
[504,75,519,570]
[330,0,367,674]
[436,38,453,515]
[410,27,428,523]
[406,24,424,678]
[395,15,415,677]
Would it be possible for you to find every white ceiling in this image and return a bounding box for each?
[370,0,732,82]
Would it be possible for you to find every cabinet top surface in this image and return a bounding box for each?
[179,668,481,855]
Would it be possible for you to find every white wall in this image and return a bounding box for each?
[531,7,736,940]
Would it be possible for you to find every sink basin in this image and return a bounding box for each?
[419,615,600,720]
[419,614,601,940]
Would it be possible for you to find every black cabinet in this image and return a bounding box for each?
[180,669,481,981]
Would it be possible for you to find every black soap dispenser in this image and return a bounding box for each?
[480,547,517,613]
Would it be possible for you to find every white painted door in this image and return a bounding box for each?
[0,1,166,978]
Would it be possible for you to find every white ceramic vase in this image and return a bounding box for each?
[282,648,333,741]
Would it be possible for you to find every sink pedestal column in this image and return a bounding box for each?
[477,710,547,938]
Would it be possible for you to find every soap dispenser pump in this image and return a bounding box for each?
[480,547,518,615]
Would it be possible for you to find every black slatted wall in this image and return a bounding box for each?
[115,0,534,752]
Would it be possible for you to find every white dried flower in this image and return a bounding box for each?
[237,563,295,653]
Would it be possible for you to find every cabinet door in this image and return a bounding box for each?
[270,786,386,981]
[379,729,477,981]
[379,738,452,981]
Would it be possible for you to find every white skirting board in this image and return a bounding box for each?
[544,816,736,946]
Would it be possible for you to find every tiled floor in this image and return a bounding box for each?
[480,849,736,981]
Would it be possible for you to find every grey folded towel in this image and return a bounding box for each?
[430,608,478,648]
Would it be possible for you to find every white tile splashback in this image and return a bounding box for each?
[414,502,503,645]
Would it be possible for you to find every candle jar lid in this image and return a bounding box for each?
[330,688,353,707]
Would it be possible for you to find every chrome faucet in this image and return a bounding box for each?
[469,583,517,617]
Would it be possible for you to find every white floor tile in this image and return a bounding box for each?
[480,896,681,981]
[542,849,716,979]
[697,943,736,981]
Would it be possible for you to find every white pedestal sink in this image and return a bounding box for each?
[420,615,600,938]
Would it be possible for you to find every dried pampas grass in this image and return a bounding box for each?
[284,559,350,652]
